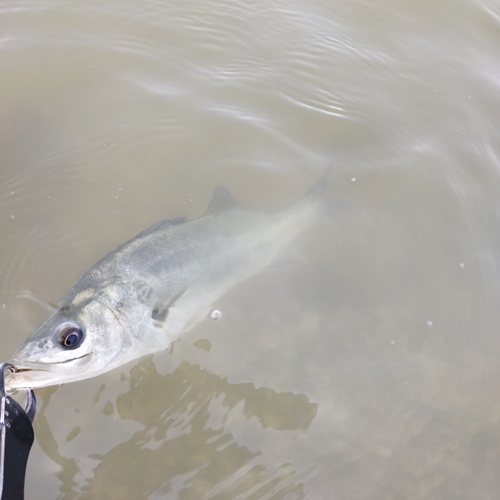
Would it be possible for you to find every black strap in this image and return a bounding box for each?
[0,363,36,500]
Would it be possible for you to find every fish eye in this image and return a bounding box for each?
[55,323,85,350]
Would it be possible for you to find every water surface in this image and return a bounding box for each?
[1,0,500,498]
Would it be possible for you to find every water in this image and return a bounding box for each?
[1,0,500,498]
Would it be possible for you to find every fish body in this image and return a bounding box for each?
[7,186,322,390]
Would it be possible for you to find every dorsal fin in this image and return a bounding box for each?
[205,186,240,215]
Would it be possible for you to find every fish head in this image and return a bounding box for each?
[6,286,141,391]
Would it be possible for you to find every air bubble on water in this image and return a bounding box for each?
[427,320,433,327]
[351,177,356,182]
[460,263,465,269]
[211,310,221,320]
[390,340,395,345]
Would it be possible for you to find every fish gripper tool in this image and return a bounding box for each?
[0,363,36,500]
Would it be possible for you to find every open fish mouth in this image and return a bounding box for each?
[6,353,93,391]
[6,368,64,391]
[10,352,91,371]
[31,352,91,365]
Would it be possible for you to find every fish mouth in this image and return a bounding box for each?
[12,352,91,370]
[6,353,93,391]
[35,352,91,366]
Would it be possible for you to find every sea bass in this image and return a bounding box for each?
[7,185,322,390]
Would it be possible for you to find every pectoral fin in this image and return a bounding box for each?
[149,284,199,337]
[151,300,170,327]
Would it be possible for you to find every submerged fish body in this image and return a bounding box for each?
[7,186,322,390]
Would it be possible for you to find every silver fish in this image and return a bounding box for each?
[7,185,323,390]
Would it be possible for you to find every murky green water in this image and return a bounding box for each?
[2,0,500,498]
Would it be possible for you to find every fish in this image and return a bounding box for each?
[6,184,324,390]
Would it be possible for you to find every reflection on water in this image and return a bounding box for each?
[35,358,316,499]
